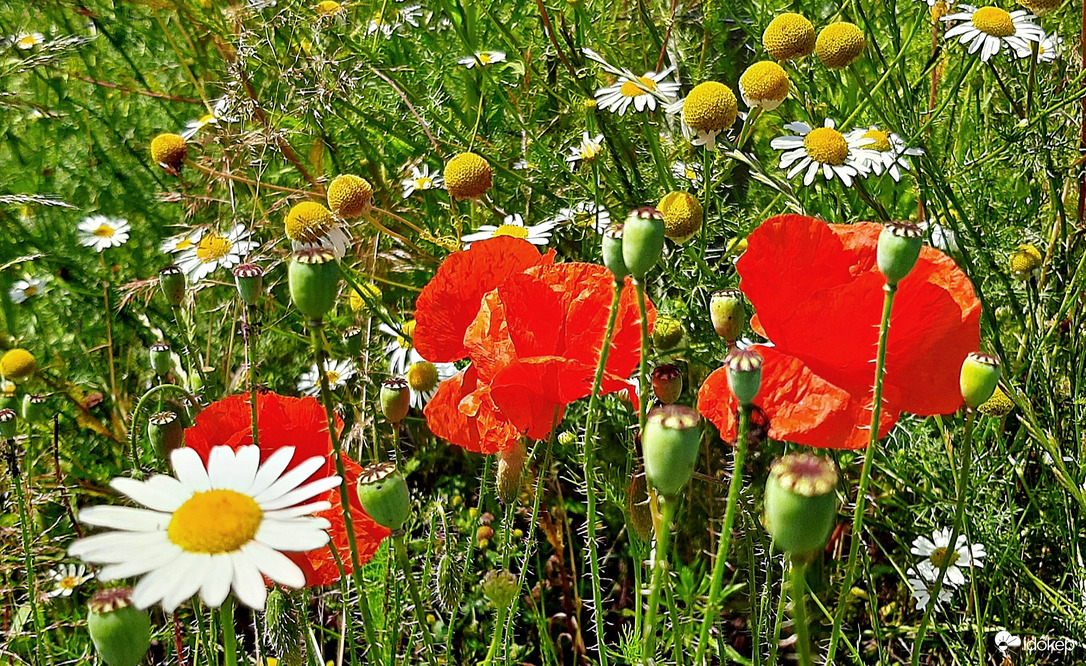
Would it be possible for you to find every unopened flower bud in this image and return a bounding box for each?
[622,207,666,280]
[0,408,16,439]
[148,343,172,377]
[602,223,628,281]
[356,462,411,530]
[21,394,48,423]
[288,248,339,322]
[147,411,185,459]
[481,569,518,608]
[496,440,527,504]
[380,378,410,424]
[343,326,363,356]
[158,265,185,307]
[651,364,683,404]
[86,587,151,666]
[476,525,495,546]
[709,290,747,342]
[642,405,701,497]
[652,316,684,351]
[960,352,1001,409]
[232,263,264,306]
[725,348,763,406]
[764,453,837,556]
[877,221,923,286]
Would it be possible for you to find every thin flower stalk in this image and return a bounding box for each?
[642,497,677,661]
[392,535,440,666]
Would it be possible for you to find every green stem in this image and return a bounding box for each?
[634,279,651,441]
[173,304,209,391]
[245,305,259,449]
[308,322,381,660]
[1026,41,1039,117]
[7,438,46,666]
[790,559,813,666]
[579,281,622,666]
[128,383,201,470]
[446,456,493,661]
[221,597,238,666]
[392,535,439,666]
[910,409,976,666]
[693,405,750,664]
[826,282,897,663]
[482,603,509,665]
[642,497,677,664]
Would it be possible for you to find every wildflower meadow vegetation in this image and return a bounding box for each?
[3,0,1086,664]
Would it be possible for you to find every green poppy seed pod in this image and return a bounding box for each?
[158,265,186,307]
[356,462,411,531]
[288,248,339,322]
[0,381,17,410]
[725,348,764,406]
[960,352,1001,409]
[642,405,702,497]
[147,411,185,459]
[652,316,684,351]
[764,453,838,556]
[148,343,172,377]
[232,263,264,306]
[602,223,628,281]
[651,364,683,405]
[876,221,923,286]
[625,473,654,543]
[343,326,363,356]
[380,378,410,424]
[709,290,747,342]
[86,588,151,666]
[621,207,666,280]
[481,570,519,609]
[496,440,527,503]
[21,394,47,423]
[0,408,16,439]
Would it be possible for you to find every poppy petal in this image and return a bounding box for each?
[423,366,524,454]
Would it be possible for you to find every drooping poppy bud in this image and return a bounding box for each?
[496,440,527,504]
[148,343,172,378]
[380,378,410,424]
[876,221,923,286]
[232,263,264,306]
[356,462,411,531]
[86,587,152,666]
[725,348,764,406]
[652,316,684,351]
[602,223,628,281]
[158,265,186,307]
[0,408,16,439]
[709,290,747,342]
[342,326,363,356]
[622,207,666,280]
[288,248,339,322]
[481,569,518,608]
[651,364,683,405]
[764,453,837,556]
[147,411,185,459]
[642,405,701,497]
[21,394,48,423]
[960,352,1001,409]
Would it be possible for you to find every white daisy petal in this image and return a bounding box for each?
[78,505,171,532]
[230,551,270,610]
[258,475,343,511]
[256,517,332,551]
[109,475,190,512]
[200,554,235,607]
[247,447,298,497]
[242,541,307,589]
[171,447,212,492]
[252,456,326,504]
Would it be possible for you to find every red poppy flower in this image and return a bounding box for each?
[184,392,390,586]
[414,236,555,364]
[463,262,655,439]
[423,365,523,454]
[698,215,981,449]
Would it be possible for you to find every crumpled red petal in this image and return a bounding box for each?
[423,366,524,454]
[184,392,390,587]
[414,236,555,363]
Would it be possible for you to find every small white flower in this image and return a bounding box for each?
[551,202,611,234]
[404,360,457,408]
[160,228,205,254]
[918,221,959,252]
[12,32,44,50]
[379,320,418,376]
[461,214,556,248]
[176,224,258,282]
[180,99,237,140]
[844,127,924,182]
[911,527,986,587]
[77,215,130,252]
[297,358,357,396]
[942,5,1044,62]
[566,132,605,168]
[46,563,94,598]
[9,278,46,304]
[459,51,505,68]
[1013,31,1062,62]
[594,68,681,115]
[770,118,876,187]
[367,5,422,38]
[512,159,532,171]
[672,161,703,186]
[401,165,444,198]
[907,562,956,611]
[69,445,341,612]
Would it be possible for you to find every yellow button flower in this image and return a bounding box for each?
[763,13,816,61]
[816,22,866,69]
[445,152,493,200]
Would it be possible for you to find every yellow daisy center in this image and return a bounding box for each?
[286,201,337,243]
[739,61,790,104]
[658,191,704,241]
[815,22,866,69]
[1,349,36,380]
[445,152,493,200]
[326,175,373,220]
[978,387,1014,417]
[316,1,344,16]
[167,489,263,554]
[862,128,892,152]
[17,35,39,48]
[763,13,816,61]
[580,143,602,161]
[349,283,381,312]
[407,361,439,392]
[804,127,850,166]
[620,76,658,97]
[414,177,433,189]
[23,285,38,296]
[928,546,960,569]
[685,167,699,180]
[479,53,492,64]
[493,224,529,239]
[60,576,80,589]
[972,7,1015,37]
[397,319,417,349]
[325,370,341,385]
[94,224,115,238]
[196,234,233,262]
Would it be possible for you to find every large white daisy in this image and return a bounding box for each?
[297,358,357,397]
[69,445,340,613]
[461,214,555,248]
[770,118,876,187]
[176,224,258,282]
[77,215,131,252]
[942,5,1043,62]
[845,127,924,182]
